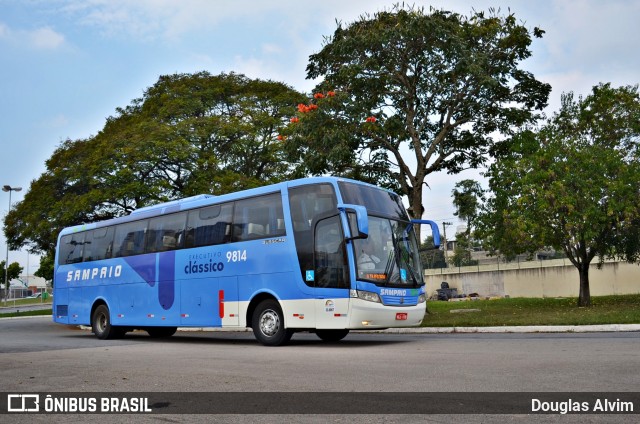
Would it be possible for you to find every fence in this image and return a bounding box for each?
[424,258,640,299]
[425,256,619,276]
[1,287,52,303]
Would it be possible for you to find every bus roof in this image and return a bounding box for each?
[58,176,393,237]
[130,194,215,215]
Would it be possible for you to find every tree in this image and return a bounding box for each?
[452,179,484,265]
[452,179,484,236]
[480,83,640,306]
[286,5,550,238]
[2,260,23,299]
[4,72,305,258]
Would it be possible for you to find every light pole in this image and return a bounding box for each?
[3,185,22,305]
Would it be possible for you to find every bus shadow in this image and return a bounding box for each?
[160,331,412,347]
[63,328,413,348]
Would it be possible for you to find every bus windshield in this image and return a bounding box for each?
[353,217,423,287]
[338,181,424,287]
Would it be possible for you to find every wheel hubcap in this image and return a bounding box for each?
[97,313,106,333]
[259,309,280,337]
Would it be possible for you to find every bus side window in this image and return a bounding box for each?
[232,193,285,242]
[186,203,233,248]
[83,227,114,262]
[146,212,187,253]
[59,233,85,265]
[113,220,148,257]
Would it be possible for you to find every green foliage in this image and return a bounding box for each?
[1,261,23,282]
[286,5,550,233]
[452,179,484,236]
[480,83,640,306]
[420,236,446,269]
[4,72,305,256]
[34,253,54,283]
[1,260,23,293]
[451,233,479,267]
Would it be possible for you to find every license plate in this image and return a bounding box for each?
[396,313,408,320]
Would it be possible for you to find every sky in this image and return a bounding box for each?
[1,0,639,275]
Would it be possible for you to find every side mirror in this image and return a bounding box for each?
[338,203,368,240]
[410,219,441,249]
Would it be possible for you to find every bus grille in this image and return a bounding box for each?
[56,305,69,317]
[381,295,419,307]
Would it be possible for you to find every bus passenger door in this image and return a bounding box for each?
[313,215,350,329]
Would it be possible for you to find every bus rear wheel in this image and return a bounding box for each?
[146,327,178,338]
[92,305,125,340]
[252,299,293,346]
[315,329,350,342]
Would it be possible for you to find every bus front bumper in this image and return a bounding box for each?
[348,298,426,329]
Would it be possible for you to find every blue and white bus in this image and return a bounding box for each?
[53,177,440,346]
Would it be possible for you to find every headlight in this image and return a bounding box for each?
[418,294,426,303]
[351,290,381,303]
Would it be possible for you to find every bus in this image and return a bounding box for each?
[53,177,440,346]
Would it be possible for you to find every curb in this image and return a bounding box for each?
[373,324,640,334]
[176,324,640,334]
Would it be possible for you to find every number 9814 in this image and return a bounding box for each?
[226,250,247,262]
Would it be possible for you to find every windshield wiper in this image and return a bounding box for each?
[396,231,421,286]
[383,248,396,284]
[383,237,418,286]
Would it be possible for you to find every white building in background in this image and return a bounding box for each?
[7,275,49,298]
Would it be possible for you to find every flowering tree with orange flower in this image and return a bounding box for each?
[285,5,550,240]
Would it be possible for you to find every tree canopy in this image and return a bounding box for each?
[452,179,484,236]
[451,179,485,267]
[4,72,304,260]
[479,83,640,306]
[285,5,550,238]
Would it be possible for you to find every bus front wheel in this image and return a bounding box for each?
[91,305,125,340]
[252,299,293,346]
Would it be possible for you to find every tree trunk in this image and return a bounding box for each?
[577,264,591,307]
[409,185,425,241]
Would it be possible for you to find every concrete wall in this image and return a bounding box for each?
[425,261,640,298]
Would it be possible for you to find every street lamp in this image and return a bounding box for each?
[3,185,22,305]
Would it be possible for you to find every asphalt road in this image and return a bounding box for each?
[1,317,638,423]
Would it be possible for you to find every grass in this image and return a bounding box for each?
[2,297,52,307]
[422,294,640,327]
[0,308,52,318]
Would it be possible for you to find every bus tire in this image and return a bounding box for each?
[146,327,178,338]
[252,299,293,346]
[315,329,350,342]
[92,304,124,340]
